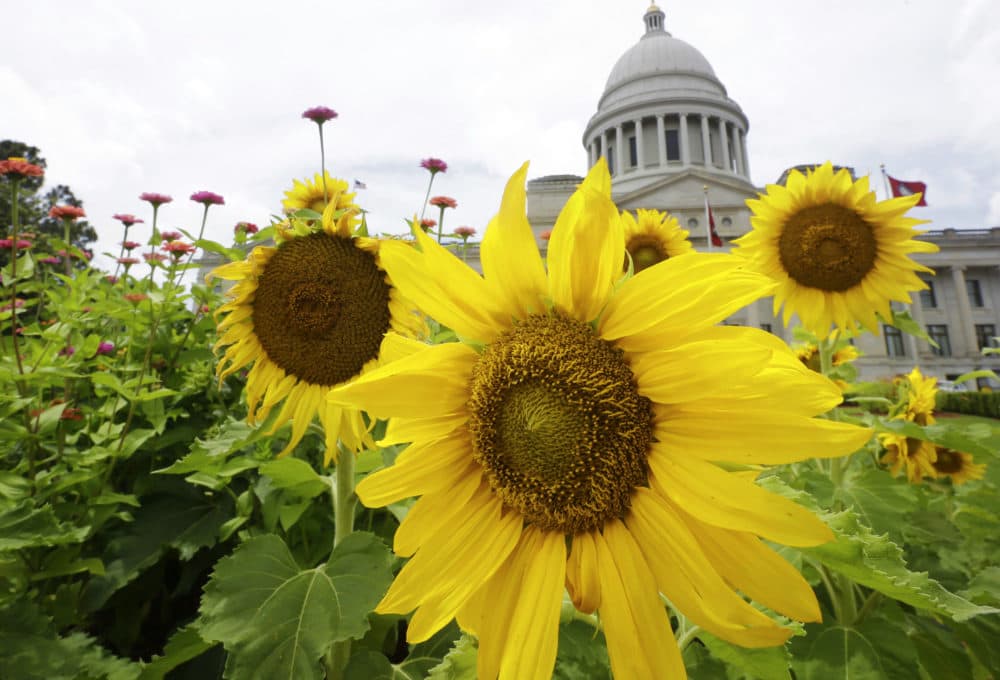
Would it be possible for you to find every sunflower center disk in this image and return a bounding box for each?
[777,203,877,291]
[467,314,653,534]
[252,232,391,387]
[932,448,961,473]
[626,235,667,273]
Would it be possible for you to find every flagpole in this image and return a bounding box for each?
[703,185,712,252]
[879,164,892,200]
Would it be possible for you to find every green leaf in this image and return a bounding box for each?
[199,532,393,680]
[138,624,215,680]
[908,614,974,680]
[0,502,89,550]
[196,238,245,264]
[259,458,331,499]
[837,464,919,539]
[760,478,999,622]
[426,633,479,680]
[698,630,791,680]
[789,618,918,680]
[553,620,611,680]
[888,309,936,346]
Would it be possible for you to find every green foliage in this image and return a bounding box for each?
[937,390,1000,418]
[199,533,393,680]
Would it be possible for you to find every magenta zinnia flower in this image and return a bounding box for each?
[0,239,33,250]
[301,106,338,124]
[49,205,86,220]
[58,345,76,357]
[113,213,144,227]
[190,190,225,206]
[420,157,448,175]
[96,341,115,356]
[429,195,457,209]
[143,252,167,264]
[40,256,61,265]
[139,192,173,206]
[116,257,140,266]
[234,221,258,234]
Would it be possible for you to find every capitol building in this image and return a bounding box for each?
[525,4,1000,386]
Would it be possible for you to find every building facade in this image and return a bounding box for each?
[526,4,1000,384]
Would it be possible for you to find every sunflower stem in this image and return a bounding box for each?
[325,443,357,679]
[675,623,702,652]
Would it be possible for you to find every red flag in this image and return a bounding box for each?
[704,193,724,247]
[887,175,928,206]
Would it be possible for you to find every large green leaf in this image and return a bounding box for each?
[199,532,392,680]
[760,478,998,622]
[553,620,611,680]
[426,634,478,680]
[789,617,918,680]
[698,630,791,680]
[0,501,89,550]
[138,624,215,680]
[259,458,331,499]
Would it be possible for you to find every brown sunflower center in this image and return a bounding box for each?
[467,313,653,534]
[932,447,962,474]
[625,235,667,273]
[252,232,391,386]
[778,203,877,291]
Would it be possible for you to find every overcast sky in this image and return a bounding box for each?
[5,0,999,271]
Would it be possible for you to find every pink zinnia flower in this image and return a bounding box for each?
[160,230,183,242]
[113,213,144,227]
[163,240,196,257]
[96,341,115,356]
[143,252,167,263]
[0,158,44,178]
[190,190,225,206]
[301,106,338,124]
[139,192,173,206]
[123,293,149,304]
[0,239,33,250]
[420,158,448,175]
[40,256,62,265]
[49,205,86,220]
[429,195,457,209]
[122,240,142,250]
[234,221,258,234]
[105,275,119,284]
[454,226,476,238]
[117,257,140,266]
[0,298,25,312]
[419,218,437,232]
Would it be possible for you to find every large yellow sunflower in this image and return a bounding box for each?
[931,446,986,485]
[622,208,693,273]
[282,171,356,215]
[328,160,871,679]
[734,162,938,335]
[211,199,424,464]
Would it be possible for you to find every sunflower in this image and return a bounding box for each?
[796,342,859,373]
[879,432,938,483]
[282,171,356,215]
[900,367,937,426]
[931,446,986,485]
[211,198,424,464]
[329,160,871,679]
[622,208,693,273]
[734,162,938,335]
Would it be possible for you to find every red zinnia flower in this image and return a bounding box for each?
[0,157,44,178]
[122,240,142,250]
[0,239,33,250]
[539,229,553,241]
[234,221,258,234]
[454,226,476,238]
[61,407,84,421]
[163,240,196,256]
[419,218,436,232]
[113,213,144,227]
[302,106,338,124]
[139,192,173,206]
[160,230,183,242]
[420,157,448,175]
[143,252,167,263]
[190,190,225,206]
[117,257,140,266]
[429,195,458,209]
[123,293,149,304]
[49,205,86,220]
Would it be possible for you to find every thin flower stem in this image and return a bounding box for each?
[63,218,72,277]
[325,443,357,679]
[436,205,446,244]
[318,125,328,205]
[420,174,437,221]
[7,180,30,397]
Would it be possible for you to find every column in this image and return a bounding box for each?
[951,265,979,355]
[615,125,625,177]
[719,120,731,172]
[656,115,667,167]
[746,300,759,329]
[909,294,929,356]
[732,127,745,178]
[600,131,608,164]
[634,119,645,170]
[700,115,711,167]
[679,113,690,165]
[740,132,750,177]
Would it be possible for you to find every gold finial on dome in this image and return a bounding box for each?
[647,3,661,11]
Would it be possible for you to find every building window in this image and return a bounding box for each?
[966,279,984,307]
[628,136,637,168]
[919,279,937,308]
[607,147,614,175]
[975,324,997,350]
[687,218,698,229]
[927,324,951,357]
[721,216,732,227]
[665,129,680,161]
[884,325,906,357]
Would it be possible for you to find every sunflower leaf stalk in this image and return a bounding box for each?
[324,442,357,679]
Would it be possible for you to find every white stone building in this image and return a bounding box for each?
[525,4,1000,385]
